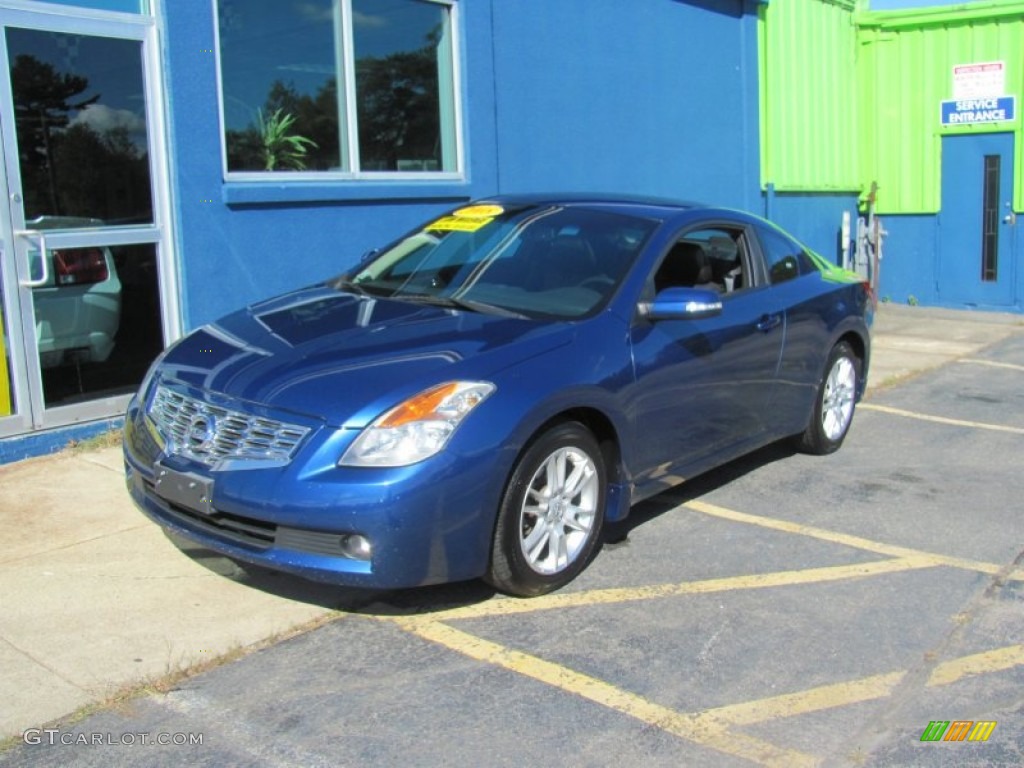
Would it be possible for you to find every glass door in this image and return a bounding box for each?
[0,7,174,436]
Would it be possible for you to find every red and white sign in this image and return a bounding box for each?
[952,61,1005,99]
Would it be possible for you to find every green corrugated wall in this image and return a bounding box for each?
[759,0,861,192]
[857,3,1024,214]
[759,0,1024,214]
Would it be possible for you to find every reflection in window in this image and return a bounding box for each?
[218,0,457,175]
[38,243,163,408]
[981,155,1000,282]
[6,29,153,226]
[758,226,813,285]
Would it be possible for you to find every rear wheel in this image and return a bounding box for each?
[798,341,860,455]
[486,422,605,597]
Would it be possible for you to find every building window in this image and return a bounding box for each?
[217,0,459,176]
[981,155,999,282]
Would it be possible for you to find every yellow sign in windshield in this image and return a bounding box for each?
[452,204,504,218]
[426,204,505,233]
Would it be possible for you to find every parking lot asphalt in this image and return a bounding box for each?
[1,302,1023,766]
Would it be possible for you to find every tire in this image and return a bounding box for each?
[797,341,861,455]
[486,422,606,597]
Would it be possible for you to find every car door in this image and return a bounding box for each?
[627,223,785,496]
[751,222,833,437]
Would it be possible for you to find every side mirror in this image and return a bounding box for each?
[641,287,722,321]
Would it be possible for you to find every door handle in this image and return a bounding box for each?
[14,229,49,288]
[757,313,782,332]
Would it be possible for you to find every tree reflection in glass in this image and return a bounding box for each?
[7,30,152,227]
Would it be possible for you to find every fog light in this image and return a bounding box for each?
[340,534,372,561]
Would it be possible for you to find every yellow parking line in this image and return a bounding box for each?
[706,671,905,726]
[702,643,1024,727]
[960,358,1024,373]
[927,644,1024,686]
[392,617,819,768]
[390,557,938,623]
[859,402,1024,435]
[386,614,1024,764]
[685,500,1024,580]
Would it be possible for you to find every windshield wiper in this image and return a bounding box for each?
[332,277,384,298]
[399,293,529,319]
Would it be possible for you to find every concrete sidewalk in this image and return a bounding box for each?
[1,303,1022,742]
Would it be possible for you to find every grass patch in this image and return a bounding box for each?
[64,428,124,455]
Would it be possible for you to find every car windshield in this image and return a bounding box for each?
[340,204,657,319]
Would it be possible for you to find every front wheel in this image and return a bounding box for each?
[797,341,860,455]
[486,422,606,597]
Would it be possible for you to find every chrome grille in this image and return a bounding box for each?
[149,386,310,466]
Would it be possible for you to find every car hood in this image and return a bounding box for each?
[158,285,569,427]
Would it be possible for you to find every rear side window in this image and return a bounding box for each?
[757,226,815,285]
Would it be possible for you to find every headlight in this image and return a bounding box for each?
[339,381,495,467]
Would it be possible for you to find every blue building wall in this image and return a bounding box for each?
[162,1,492,330]
[161,0,764,332]
[883,208,1024,310]
[849,215,1023,311]
[872,216,940,305]
[762,191,861,265]
[490,0,762,210]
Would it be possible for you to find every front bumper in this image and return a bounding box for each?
[123,396,503,590]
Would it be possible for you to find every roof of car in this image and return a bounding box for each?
[477,193,706,220]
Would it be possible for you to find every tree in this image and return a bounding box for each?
[11,54,99,215]
[54,123,152,224]
[355,30,442,171]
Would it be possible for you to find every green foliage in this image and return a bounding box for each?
[355,45,440,171]
[255,108,317,171]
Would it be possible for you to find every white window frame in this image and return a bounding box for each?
[214,0,463,182]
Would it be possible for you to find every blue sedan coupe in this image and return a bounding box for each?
[124,196,872,597]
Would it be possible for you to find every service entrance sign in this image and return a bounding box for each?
[943,61,1015,126]
[941,96,1016,126]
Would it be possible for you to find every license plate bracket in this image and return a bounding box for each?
[153,463,214,516]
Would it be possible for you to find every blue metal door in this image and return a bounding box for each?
[938,133,1016,308]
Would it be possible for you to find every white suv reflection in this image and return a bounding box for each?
[29,216,121,369]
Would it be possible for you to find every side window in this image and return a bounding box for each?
[651,227,747,296]
[758,226,814,285]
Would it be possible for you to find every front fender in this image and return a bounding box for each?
[453,321,637,552]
